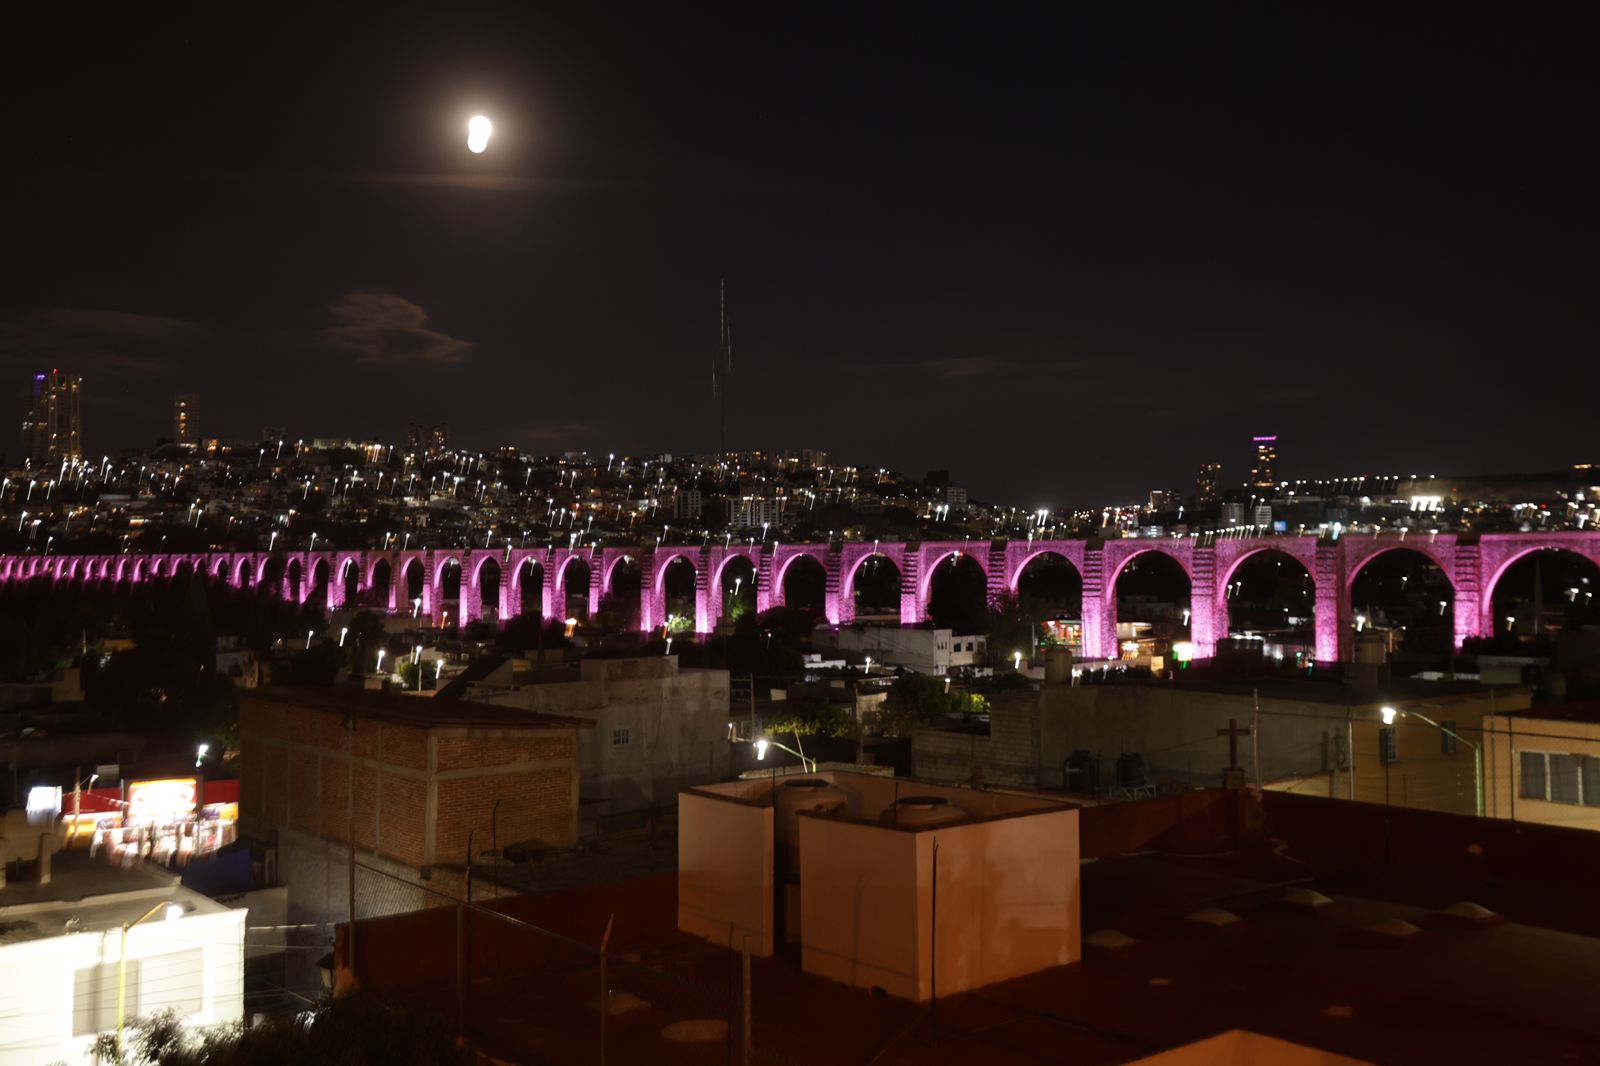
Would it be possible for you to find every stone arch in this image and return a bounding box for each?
[843,552,903,621]
[924,549,989,632]
[916,547,989,606]
[1107,547,1194,655]
[556,556,592,621]
[237,558,254,589]
[776,552,826,613]
[286,558,302,602]
[341,557,362,604]
[1347,546,1456,660]
[402,557,426,611]
[720,552,760,620]
[1215,547,1316,655]
[515,558,546,616]
[435,556,463,601]
[370,558,392,605]
[656,554,698,630]
[1009,549,1082,594]
[477,556,503,622]
[1482,544,1600,641]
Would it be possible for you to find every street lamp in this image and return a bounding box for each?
[755,732,817,773]
[1379,705,1483,816]
[375,649,386,674]
[118,901,185,1060]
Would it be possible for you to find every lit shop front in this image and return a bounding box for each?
[83,777,239,867]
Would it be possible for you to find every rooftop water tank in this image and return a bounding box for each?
[774,778,848,878]
[881,794,968,828]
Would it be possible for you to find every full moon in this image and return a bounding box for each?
[467,115,492,153]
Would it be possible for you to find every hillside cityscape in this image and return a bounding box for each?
[3,8,1596,1066]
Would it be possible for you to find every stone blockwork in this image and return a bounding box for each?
[13,531,1600,659]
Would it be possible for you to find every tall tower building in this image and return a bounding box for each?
[22,369,82,467]
[173,393,199,444]
[1195,463,1221,505]
[1250,435,1279,491]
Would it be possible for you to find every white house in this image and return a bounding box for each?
[0,853,245,1066]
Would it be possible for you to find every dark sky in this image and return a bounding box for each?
[1,7,1593,507]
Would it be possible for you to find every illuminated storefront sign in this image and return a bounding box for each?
[127,778,199,824]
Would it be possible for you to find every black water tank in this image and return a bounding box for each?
[1115,752,1146,789]
[1065,750,1100,794]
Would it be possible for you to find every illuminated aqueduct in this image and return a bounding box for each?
[3,532,1598,663]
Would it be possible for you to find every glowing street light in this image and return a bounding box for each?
[375,649,387,674]
[467,115,493,153]
[339,627,349,647]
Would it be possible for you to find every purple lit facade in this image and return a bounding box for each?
[7,532,1600,663]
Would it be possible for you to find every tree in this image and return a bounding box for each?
[82,993,469,1065]
[767,698,858,738]
[879,675,956,736]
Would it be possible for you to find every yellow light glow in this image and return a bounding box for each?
[467,115,492,153]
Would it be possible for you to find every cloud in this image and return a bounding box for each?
[0,308,202,377]
[320,291,472,365]
[921,355,1013,379]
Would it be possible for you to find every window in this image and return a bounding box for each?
[75,949,203,1036]
[1520,752,1547,799]
[1550,754,1581,805]
[1584,757,1600,808]
[612,728,630,746]
[1378,726,1398,765]
[1440,719,1458,756]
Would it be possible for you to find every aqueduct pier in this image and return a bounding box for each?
[3,531,1597,664]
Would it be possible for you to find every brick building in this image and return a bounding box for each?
[238,688,589,923]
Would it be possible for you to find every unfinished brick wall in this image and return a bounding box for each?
[240,695,580,873]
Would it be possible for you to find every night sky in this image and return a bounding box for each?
[1,8,1593,507]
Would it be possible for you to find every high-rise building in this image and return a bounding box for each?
[1250,435,1279,490]
[407,423,448,458]
[1195,463,1221,505]
[22,369,82,467]
[173,393,199,444]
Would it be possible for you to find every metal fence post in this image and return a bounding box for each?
[742,937,752,1066]
[600,913,614,1065]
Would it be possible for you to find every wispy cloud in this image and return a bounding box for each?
[0,307,202,377]
[320,291,472,365]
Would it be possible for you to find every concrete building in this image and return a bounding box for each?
[1195,462,1221,506]
[0,850,244,1066]
[238,688,587,924]
[22,368,82,467]
[677,770,1079,999]
[459,656,731,825]
[172,393,198,444]
[1250,434,1278,490]
[912,675,1529,815]
[1484,701,1600,829]
[812,626,985,674]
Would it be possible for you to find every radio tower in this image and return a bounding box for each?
[714,280,732,455]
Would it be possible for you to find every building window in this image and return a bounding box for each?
[1584,756,1600,808]
[1440,719,1458,756]
[1378,726,1398,765]
[1550,754,1582,805]
[612,728,630,746]
[1520,752,1547,799]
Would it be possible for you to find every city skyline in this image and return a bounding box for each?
[1,9,1593,505]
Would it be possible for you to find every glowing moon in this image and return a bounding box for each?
[467,115,492,154]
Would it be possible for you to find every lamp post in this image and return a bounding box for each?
[118,901,184,1061]
[754,733,816,773]
[1380,705,1484,817]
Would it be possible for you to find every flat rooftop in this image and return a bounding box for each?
[244,686,592,730]
[348,792,1600,1065]
[1102,673,1503,708]
[0,850,231,945]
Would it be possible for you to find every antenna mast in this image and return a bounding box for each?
[716,280,732,455]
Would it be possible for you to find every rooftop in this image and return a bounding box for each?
[243,686,593,730]
[1105,673,1508,709]
[345,790,1600,1064]
[0,850,232,945]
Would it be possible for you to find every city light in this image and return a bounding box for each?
[467,116,492,153]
